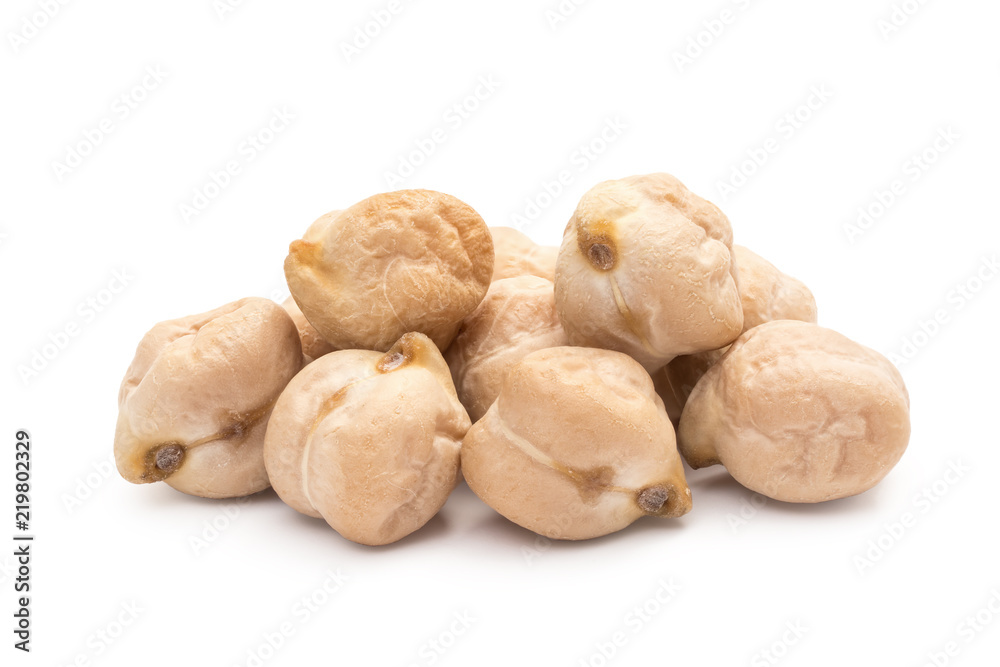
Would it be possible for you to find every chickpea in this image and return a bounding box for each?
[445,275,568,422]
[490,226,558,282]
[728,245,817,331]
[263,333,470,546]
[678,321,910,502]
[284,190,494,352]
[281,297,336,362]
[461,346,692,540]
[554,173,743,372]
[114,298,303,498]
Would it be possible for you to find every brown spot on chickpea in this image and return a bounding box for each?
[134,398,277,482]
[576,220,618,272]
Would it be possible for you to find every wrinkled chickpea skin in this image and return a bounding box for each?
[264,332,470,546]
[461,346,692,540]
[114,298,303,498]
[284,190,494,352]
[678,321,911,503]
[445,275,568,423]
[489,226,558,282]
[282,297,337,362]
[554,173,743,372]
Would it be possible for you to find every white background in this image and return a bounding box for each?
[2,0,999,665]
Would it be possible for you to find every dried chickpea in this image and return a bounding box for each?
[554,173,743,372]
[263,333,470,546]
[678,321,910,502]
[284,190,494,352]
[282,297,336,362]
[444,275,568,422]
[461,346,692,540]
[490,226,558,282]
[114,298,303,498]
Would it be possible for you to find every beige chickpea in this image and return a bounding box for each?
[114,298,303,498]
[461,346,692,540]
[490,226,558,282]
[657,245,818,424]
[263,332,470,546]
[728,245,817,330]
[281,297,336,362]
[678,321,910,502]
[554,173,743,372]
[284,190,494,352]
[444,275,568,422]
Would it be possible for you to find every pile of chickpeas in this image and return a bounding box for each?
[114,174,911,545]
